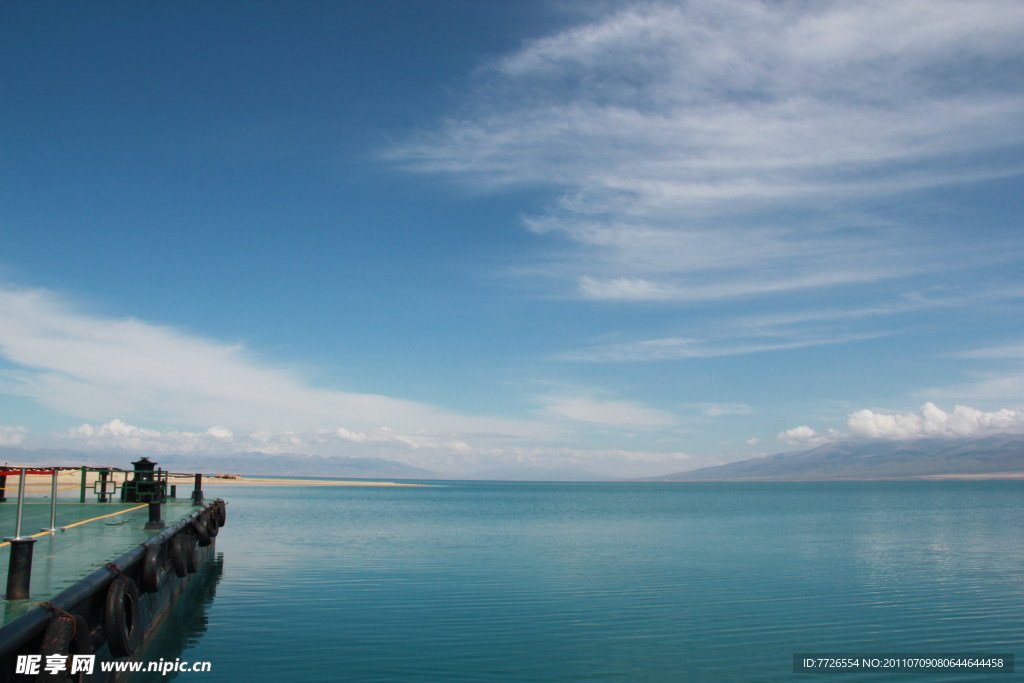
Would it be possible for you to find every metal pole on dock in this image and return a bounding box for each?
[192,473,204,506]
[4,469,37,599]
[145,500,165,530]
[13,469,26,538]
[40,470,58,533]
[0,466,7,502]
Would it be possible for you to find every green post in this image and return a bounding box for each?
[80,466,87,503]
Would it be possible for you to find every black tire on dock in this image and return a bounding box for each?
[192,516,212,547]
[171,532,198,575]
[205,510,219,538]
[183,532,198,573]
[170,533,189,577]
[36,613,92,682]
[104,576,141,658]
[215,499,226,527]
[141,543,164,593]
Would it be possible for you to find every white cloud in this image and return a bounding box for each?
[777,402,1024,447]
[334,427,370,443]
[540,395,676,429]
[45,417,693,478]
[0,286,544,440]
[55,418,475,457]
[331,426,467,451]
[390,0,1024,302]
[778,425,830,447]
[847,402,1024,440]
[59,419,300,454]
[0,285,710,477]
[62,419,246,453]
[206,426,234,440]
[0,425,28,447]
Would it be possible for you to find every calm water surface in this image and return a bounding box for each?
[133,481,1023,681]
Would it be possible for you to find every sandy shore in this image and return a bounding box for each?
[2,467,428,492]
[198,475,428,487]
[909,471,1024,480]
[7,466,1022,492]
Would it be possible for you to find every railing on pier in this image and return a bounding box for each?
[1,461,211,601]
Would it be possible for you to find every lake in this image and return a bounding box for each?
[133,480,1023,681]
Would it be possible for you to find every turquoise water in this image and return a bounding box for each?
[134,481,1023,681]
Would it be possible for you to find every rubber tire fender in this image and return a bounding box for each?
[170,532,197,576]
[214,499,226,527]
[204,510,219,538]
[104,576,141,658]
[36,613,93,682]
[192,516,212,547]
[141,543,163,593]
[183,532,198,573]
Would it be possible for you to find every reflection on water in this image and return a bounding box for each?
[127,552,224,682]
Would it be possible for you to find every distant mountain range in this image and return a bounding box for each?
[6,435,1023,482]
[644,435,1024,482]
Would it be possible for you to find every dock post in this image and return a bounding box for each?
[40,470,58,532]
[0,466,7,502]
[191,473,204,506]
[145,500,165,530]
[170,484,177,499]
[80,466,87,503]
[4,469,37,599]
[98,469,110,503]
[5,538,36,599]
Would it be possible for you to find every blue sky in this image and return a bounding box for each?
[1,0,1023,478]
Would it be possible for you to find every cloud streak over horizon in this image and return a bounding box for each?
[0,285,694,476]
[0,286,542,441]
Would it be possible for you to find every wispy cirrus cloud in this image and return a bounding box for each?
[558,332,887,363]
[921,337,1024,402]
[948,343,1024,360]
[389,0,1024,302]
[556,284,1024,364]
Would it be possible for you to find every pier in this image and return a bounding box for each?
[0,461,226,679]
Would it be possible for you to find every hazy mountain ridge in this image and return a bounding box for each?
[6,435,1024,482]
[645,435,1024,481]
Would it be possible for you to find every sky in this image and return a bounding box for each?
[1,0,1023,478]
